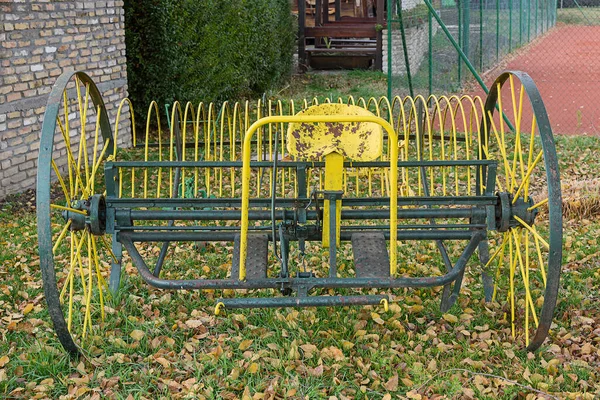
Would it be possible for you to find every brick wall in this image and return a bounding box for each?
[382,22,439,77]
[0,0,132,199]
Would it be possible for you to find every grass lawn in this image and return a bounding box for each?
[1,74,599,398]
[557,7,600,26]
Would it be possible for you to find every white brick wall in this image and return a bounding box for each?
[382,22,438,76]
[0,0,131,199]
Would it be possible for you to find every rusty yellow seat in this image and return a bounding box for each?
[287,103,383,162]
[287,104,383,248]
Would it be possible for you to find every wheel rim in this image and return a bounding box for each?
[480,71,562,351]
[37,71,115,354]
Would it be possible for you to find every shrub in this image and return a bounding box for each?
[176,0,295,102]
[124,0,180,114]
[124,0,295,122]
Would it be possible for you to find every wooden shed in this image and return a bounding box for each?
[294,0,386,70]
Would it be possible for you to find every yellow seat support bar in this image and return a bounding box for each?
[239,115,399,280]
[322,152,343,248]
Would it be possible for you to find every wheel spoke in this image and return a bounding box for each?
[487,111,516,192]
[512,231,539,338]
[90,105,101,194]
[532,229,547,287]
[513,216,549,249]
[91,236,106,321]
[52,220,72,254]
[100,235,118,264]
[50,204,86,216]
[56,115,86,199]
[76,79,92,189]
[60,231,87,302]
[38,72,116,354]
[512,150,543,201]
[480,72,561,351]
[66,231,75,332]
[525,116,537,201]
[509,79,526,188]
[82,232,94,338]
[508,233,516,337]
[527,197,548,211]
[51,160,71,204]
[491,232,509,302]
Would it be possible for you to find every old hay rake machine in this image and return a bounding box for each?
[37,70,562,355]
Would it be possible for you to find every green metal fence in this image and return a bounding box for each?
[386,0,557,98]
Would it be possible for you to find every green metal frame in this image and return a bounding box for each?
[37,70,562,356]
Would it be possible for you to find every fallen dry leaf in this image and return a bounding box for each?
[384,374,398,391]
[130,330,145,341]
[248,362,259,374]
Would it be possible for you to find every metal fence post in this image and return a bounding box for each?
[496,0,500,61]
[479,0,483,71]
[458,0,462,84]
[428,6,433,96]
[387,0,393,100]
[509,0,513,52]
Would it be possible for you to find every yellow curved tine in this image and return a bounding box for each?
[169,101,182,197]
[115,98,136,198]
[194,102,206,197]
[182,101,196,196]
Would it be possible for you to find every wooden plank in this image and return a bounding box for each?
[306,47,377,54]
[316,0,322,26]
[375,0,384,70]
[331,17,378,23]
[305,26,377,38]
[298,0,307,72]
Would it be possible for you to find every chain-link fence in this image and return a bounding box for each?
[386,0,600,134]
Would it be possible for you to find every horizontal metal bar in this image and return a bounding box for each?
[108,195,498,209]
[119,229,480,242]
[118,232,483,290]
[125,207,484,221]
[108,160,497,169]
[118,225,271,231]
[120,223,486,232]
[217,295,388,309]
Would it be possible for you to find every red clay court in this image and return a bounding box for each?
[478,25,600,136]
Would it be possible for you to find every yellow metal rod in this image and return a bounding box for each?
[239,114,398,280]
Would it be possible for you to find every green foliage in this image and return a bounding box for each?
[176,0,295,102]
[124,0,180,112]
[124,0,295,122]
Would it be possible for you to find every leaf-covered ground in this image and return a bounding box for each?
[1,133,599,399]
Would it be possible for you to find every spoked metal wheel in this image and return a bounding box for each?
[37,71,115,355]
[479,71,562,351]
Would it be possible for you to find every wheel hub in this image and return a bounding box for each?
[61,194,106,235]
[495,192,537,232]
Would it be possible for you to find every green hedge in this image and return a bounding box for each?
[124,0,180,115]
[124,0,295,119]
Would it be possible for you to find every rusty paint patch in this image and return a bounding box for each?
[286,104,383,161]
